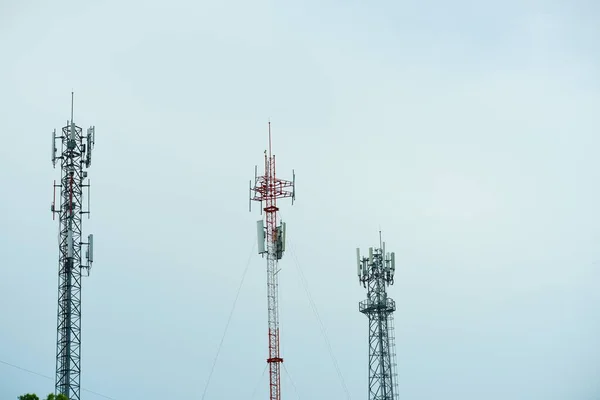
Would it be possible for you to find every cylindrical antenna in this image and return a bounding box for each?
[356,248,362,279]
[249,180,252,212]
[88,180,91,219]
[268,120,272,159]
[52,180,56,220]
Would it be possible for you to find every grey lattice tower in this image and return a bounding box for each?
[357,241,399,400]
[50,93,96,400]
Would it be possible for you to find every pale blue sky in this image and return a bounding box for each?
[0,0,599,399]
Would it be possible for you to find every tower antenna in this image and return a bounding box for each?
[250,122,296,400]
[356,235,399,400]
[268,120,272,159]
[50,93,97,400]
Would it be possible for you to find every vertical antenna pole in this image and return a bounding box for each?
[87,181,91,220]
[53,180,56,221]
[268,120,272,159]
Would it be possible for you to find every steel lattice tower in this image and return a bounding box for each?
[250,122,295,400]
[50,93,96,400]
[357,238,399,400]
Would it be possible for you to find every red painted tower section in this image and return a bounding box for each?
[250,122,295,400]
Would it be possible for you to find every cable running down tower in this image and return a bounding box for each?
[250,122,296,400]
[50,93,96,400]
[357,238,399,400]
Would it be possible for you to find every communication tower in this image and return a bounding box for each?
[50,93,96,400]
[249,122,296,400]
[357,236,399,400]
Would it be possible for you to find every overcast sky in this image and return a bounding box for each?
[1,0,599,399]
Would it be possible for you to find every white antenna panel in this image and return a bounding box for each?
[256,220,265,254]
[281,222,287,252]
[70,122,76,141]
[87,126,95,147]
[86,127,94,168]
[356,248,361,276]
[88,234,94,262]
[368,247,373,265]
[382,242,386,261]
[67,229,73,258]
[51,129,56,165]
[292,169,296,203]
[391,252,395,271]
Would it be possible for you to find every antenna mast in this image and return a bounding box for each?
[356,239,399,400]
[250,122,296,400]
[50,93,96,400]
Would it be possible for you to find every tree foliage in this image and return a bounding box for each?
[48,395,69,400]
[18,394,68,400]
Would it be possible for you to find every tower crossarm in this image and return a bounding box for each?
[251,176,294,202]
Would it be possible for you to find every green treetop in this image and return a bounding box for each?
[18,394,69,400]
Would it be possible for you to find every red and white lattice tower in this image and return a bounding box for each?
[250,122,296,400]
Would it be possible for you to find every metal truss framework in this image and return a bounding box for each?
[250,122,295,400]
[51,96,95,400]
[358,244,399,400]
